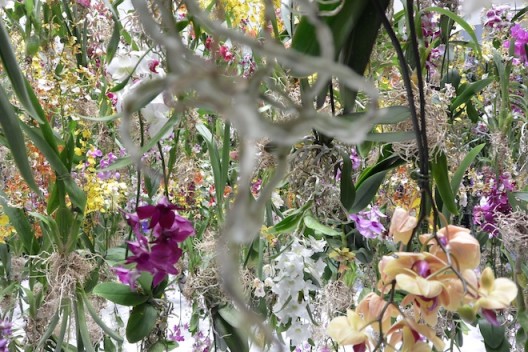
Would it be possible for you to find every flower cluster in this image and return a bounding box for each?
[504,24,528,65]
[0,319,12,352]
[267,237,326,347]
[473,172,515,237]
[77,147,128,214]
[483,5,512,30]
[348,205,386,239]
[117,197,194,287]
[327,215,518,351]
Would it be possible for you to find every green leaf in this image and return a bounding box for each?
[356,154,404,187]
[106,20,121,64]
[81,291,124,343]
[92,282,149,306]
[513,192,528,202]
[303,215,341,237]
[450,78,493,112]
[0,19,44,123]
[432,152,458,216]
[0,190,39,255]
[422,7,481,57]
[0,85,40,194]
[349,170,388,213]
[75,296,96,352]
[291,0,368,58]
[340,0,390,111]
[450,143,485,195]
[479,319,509,352]
[339,152,355,210]
[268,201,312,234]
[126,303,158,343]
[213,308,249,352]
[365,131,416,143]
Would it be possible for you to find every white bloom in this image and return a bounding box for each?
[252,278,265,298]
[262,264,274,277]
[271,191,284,208]
[287,322,311,347]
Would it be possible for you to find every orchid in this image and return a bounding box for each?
[349,205,386,239]
[389,207,417,245]
[327,310,370,349]
[123,198,194,286]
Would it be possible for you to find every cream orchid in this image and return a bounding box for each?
[327,309,370,349]
[420,225,480,271]
[357,292,399,333]
[389,207,418,245]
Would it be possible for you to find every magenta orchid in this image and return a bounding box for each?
[118,198,194,287]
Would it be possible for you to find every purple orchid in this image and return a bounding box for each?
[504,24,528,65]
[473,172,515,237]
[137,197,179,229]
[113,267,140,289]
[120,197,194,287]
[349,206,386,239]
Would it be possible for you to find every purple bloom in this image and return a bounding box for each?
[484,5,511,30]
[504,24,528,65]
[87,148,103,158]
[153,214,195,242]
[170,325,185,342]
[113,267,140,289]
[137,197,179,229]
[0,319,12,352]
[473,172,515,237]
[121,199,194,287]
[349,206,386,239]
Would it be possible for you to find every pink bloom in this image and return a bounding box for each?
[76,0,91,7]
[148,59,160,73]
[504,24,528,64]
[218,45,234,62]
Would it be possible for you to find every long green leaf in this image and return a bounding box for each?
[339,151,355,210]
[450,143,485,195]
[92,282,150,306]
[432,152,458,215]
[75,295,96,352]
[21,123,86,211]
[450,78,493,112]
[81,291,124,343]
[0,85,39,194]
[340,0,390,111]
[0,190,39,255]
[349,170,389,213]
[0,19,44,124]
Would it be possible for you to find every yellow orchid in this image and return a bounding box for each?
[327,309,370,348]
[476,267,518,311]
[420,225,480,271]
[389,207,418,245]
